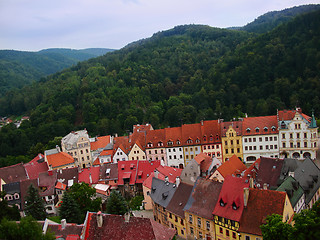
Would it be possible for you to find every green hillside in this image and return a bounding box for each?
[0,48,114,96]
[0,8,319,165]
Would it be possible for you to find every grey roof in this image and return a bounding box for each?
[3,181,20,193]
[62,130,89,149]
[44,148,59,156]
[150,177,177,208]
[104,142,114,150]
[280,157,320,205]
[100,163,118,181]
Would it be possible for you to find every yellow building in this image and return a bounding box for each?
[238,188,294,240]
[220,121,243,162]
[128,142,146,161]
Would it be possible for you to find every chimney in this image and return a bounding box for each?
[165,176,169,182]
[175,176,180,187]
[124,212,130,223]
[48,170,53,176]
[249,177,254,188]
[154,170,159,178]
[56,145,61,152]
[89,173,92,184]
[263,183,268,190]
[201,120,204,126]
[243,188,249,208]
[61,219,66,229]
[97,211,103,227]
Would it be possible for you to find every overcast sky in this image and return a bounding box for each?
[0,0,319,51]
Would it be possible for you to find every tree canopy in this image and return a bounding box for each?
[24,184,47,220]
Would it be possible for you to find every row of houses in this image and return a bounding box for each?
[45,108,318,173]
[148,155,320,240]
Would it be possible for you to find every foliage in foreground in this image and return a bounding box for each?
[24,184,47,220]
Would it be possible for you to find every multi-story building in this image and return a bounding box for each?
[145,129,167,165]
[165,127,185,168]
[242,115,279,163]
[278,108,318,159]
[184,178,222,240]
[182,123,202,166]
[201,120,223,162]
[61,130,92,169]
[221,121,243,162]
[212,176,249,240]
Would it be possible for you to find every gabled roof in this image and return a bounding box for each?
[242,115,278,136]
[83,212,158,240]
[55,181,67,190]
[220,121,242,137]
[38,170,57,196]
[62,130,89,147]
[150,178,177,208]
[184,178,222,220]
[146,129,166,148]
[133,124,153,133]
[256,157,284,189]
[78,166,100,185]
[182,123,202,145]
[90,136,111,151]
[43,219,83,240]
[164,127,182,147]
[24,157,49,180]
[46,152,75,168]
[242,158,261,180]
[212,176,249,222]
[201,120,221,143]
[136,161,161,184]
[0,163,28,184]
[99,149,113,156]
[194,152,213,172]
[150,219,176,240]
[143,166,182,189]
[278,109,311,122]
[215,155,247,178]
[165,182,193,218]
[239,189,286,236]
[276,176,304,208]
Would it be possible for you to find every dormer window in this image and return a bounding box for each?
[151,187,156,194]
[158,141,163,147]
[167,141,173,146]
[255,127,260,133]
[271,126,276,131]
[162,192,168,200]
[210,135,213,141]
[195,138,200,144]
[187,138,193,144]
[147,142,153,147]
[232,202,239,210]
[176,140,181,145]
[203,136,207,141]
[246,128,251,133]
[219,198,226,207]
[264,127,268,132]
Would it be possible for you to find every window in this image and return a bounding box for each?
[189,214,193,223]
[86,149,88,153]
[290,133,293,139]
[237,140,239,144]
[245,236,251,240]
[237,148,240,153]
[175,216,178,222]
[169,213,172,219]
[231,140,233,145]
[225,149,228,154]
[199,231,203,239]
[265,137,268,141]
[283,142,286,148]
[233,232,236,239]
[181,229,184,235]
[219,227,223,234]
[304,133,307,138]
[260,146,263,150]
[225,141,228,146]
[226,230,229,236]
[244,138,248,143]
[204,146,206,150]
[304,142,307,147]
[206,221,210,230]
[190,227,194,235]
[253,138,256,142]
[180,219,184,225]
[297,133,300,138]
[259,137,262,142]
[197,217,201,227]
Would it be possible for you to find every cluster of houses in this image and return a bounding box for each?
[0,108,319,239]
[0,116,29,128]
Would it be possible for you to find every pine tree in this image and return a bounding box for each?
[59,192,82,224]
[105,190,128,215]
[24,184,46,220]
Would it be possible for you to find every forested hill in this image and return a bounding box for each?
[0,9,320,161]
[239,4,320,33]
[0,48,114,96]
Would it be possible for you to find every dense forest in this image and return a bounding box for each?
[0,6,319,166]
[0,48,114,95]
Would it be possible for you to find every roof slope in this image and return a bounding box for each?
[90,136,111,151]
[150,178,177,208]
[216,155,247,178]
[78,166,100,185]
[242,115,278,136]
[239,189,286,236]
[256,157,284,189]
[166,182,193,218]
[212,176,249,222]
[46,152,75,168]
[184,178,222,220]
[0,163,27,184]
[276,176,304,208]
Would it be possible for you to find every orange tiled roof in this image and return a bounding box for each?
[90,136,111,151]
[146,129,165,148]
[194,152,212,172]
[164,127,182,147]
[46,152,74,168]
[182,123,202,145]
[201,120,221,143]
[216,155,247,178]
[278,109,311,122]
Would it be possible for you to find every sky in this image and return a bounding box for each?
[0,0,319,51]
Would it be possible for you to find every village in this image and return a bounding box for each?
[1,107,319,240]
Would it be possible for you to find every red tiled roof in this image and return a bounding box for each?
[0,163,28,184]
[212,176,249,222]
[84,212,157,240]
[146,129,165,149]
[182,123,202,145]
[239,189,286,236]
[242,158,261,180]
[56,181,66,190]
[201,120,221,143]
[24,158,49,180]
[136,160,161,184]
[46,222,83,240]
[93,158,100,166]
[46,152,74,168]
[221,121,242,137]
[143,166,182,189]
[78,166,100,185]
[150,219,176,240]
[90,136,111,151]
[278,109,311,122]
[216,155,247,178]
[38,170,57,196]
[133,124,153,133]
[100,150,113,156]
[118,161,138,185]
[242,115,278,136]
[164,127,182,147]
[194,152,212,172]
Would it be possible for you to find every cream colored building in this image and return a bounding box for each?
[61,130,92,169]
